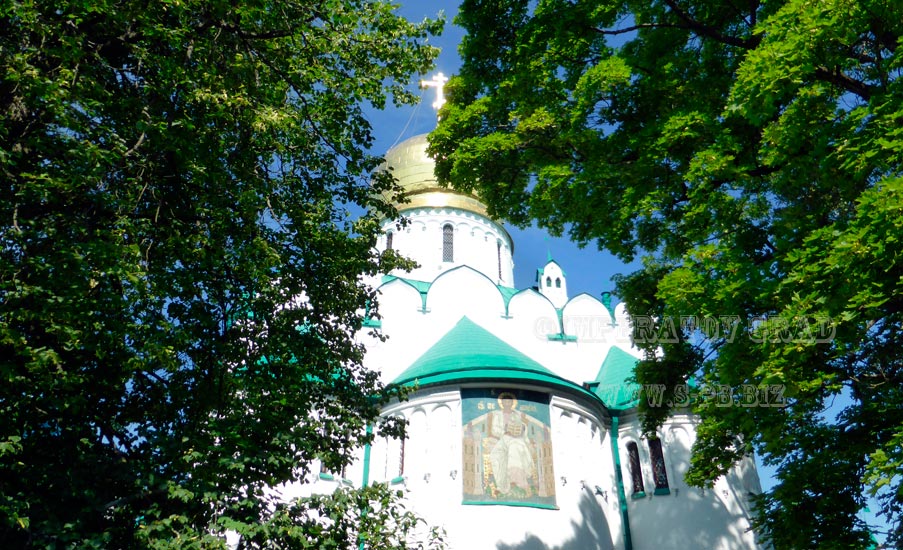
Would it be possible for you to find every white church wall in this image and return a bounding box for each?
[377,411,408,483]
[596,425,626,550]
[426,266,507,324]
[371,390,623,550]
[406,408,430,487]
[373,278,423,316]
[617,414,762,550]
[366,279,428,383]
[555,409,579,486]
[382,208,514,284]
[614,302,631,330]
[501,289,559,365]
[666,424,693,490]
[562,293,615,343]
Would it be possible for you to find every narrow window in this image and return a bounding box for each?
[555,277,561,288]
[626,442,645,496]
[386,231,393,250]
[497,240,502,280]
[648,439,670,494]
[442,224,454,262]
[546,276,552,287]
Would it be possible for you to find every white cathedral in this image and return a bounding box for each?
[267,82,765,550]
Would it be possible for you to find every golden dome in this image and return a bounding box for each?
[382,133,488,217]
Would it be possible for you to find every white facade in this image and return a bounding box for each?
[537,259,568,309]
[380,206,514,285]
[272,133,765,550]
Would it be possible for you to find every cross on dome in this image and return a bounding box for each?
[421,72,449,116]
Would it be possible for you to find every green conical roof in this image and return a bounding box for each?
[392,317,595,399]
[590,346,641,410]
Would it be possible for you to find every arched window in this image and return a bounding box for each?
[555,277,561,288]
[386,415,406,481]
[398,437,406,477]
[546,276,552,287]
[626,442,645,496]
[648,438,670,494]
[497,240,502,280]
[442,224,454,262]
[386,231,393,250]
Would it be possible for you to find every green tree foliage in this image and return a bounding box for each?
[430,0,902,546]
[0,0,443,547]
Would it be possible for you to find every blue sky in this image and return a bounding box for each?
[367,2,640,299]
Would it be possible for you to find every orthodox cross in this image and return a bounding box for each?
[421,72,449,116]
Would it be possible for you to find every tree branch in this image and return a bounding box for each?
[662,0,761,49]
[813,67,872,101]
[592,23,681,36]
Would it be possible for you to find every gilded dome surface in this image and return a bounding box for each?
[383,133,488,217]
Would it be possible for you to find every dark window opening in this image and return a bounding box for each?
[442,224,454,262]
[627,442,645,496]
[648,439,670,492]
[386,231,393,250]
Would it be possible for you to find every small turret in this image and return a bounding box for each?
[536,256,568,308]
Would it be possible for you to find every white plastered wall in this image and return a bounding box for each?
[380,207,514,285]
[616,412,763,550]
[371,389,622,550]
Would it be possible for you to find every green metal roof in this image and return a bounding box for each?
[391,317,597,400]
[590,346,641,411]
